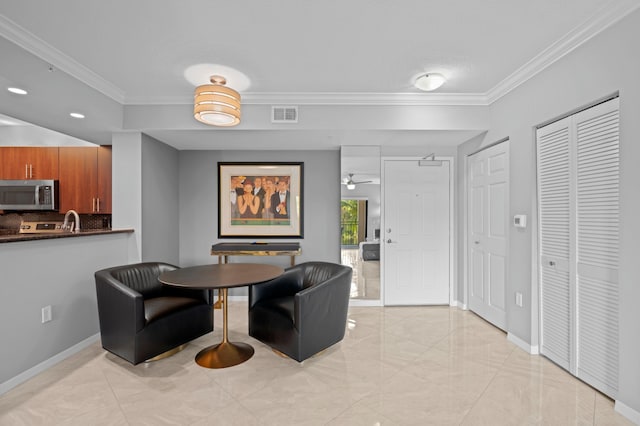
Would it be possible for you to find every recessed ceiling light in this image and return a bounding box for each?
[414,73,446,91]
[69,112,85,119]
[7,87,28,95]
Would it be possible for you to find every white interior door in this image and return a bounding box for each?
[383,159,450,305]
[537,118,573,371]
[467,141,509,330]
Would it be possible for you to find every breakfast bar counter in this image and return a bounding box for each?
[0,228,134,243]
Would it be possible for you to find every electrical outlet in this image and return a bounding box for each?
[41,305,52,323]
[515,292,523,307]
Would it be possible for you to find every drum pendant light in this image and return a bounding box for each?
[194,75,241,126]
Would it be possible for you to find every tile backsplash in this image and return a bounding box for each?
[0,212,111,230]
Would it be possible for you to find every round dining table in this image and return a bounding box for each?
[159,263,283,368]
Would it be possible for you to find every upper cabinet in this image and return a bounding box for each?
[58,146,112,214]
[96,146,112,214]
[0,147,59,180]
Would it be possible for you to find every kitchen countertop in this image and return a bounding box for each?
[0,228,134,243]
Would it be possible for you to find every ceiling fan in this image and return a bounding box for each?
[342,173,372,190]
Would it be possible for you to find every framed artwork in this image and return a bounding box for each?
[218,162,304,238]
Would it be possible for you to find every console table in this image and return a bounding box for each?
[210,242,301,308]
[211,242,301,267]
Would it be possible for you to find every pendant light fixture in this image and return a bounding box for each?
[194,75,241,126]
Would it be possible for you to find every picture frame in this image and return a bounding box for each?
[218,162,304,238]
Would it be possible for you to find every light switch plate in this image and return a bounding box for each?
[515,292,523,307]
[41,305,52,323]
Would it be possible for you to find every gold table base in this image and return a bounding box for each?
[197,287,254,368]
[196,341,254,368]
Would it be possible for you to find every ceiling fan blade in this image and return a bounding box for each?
[352,180,373,184]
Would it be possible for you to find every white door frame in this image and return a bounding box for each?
[380,156,455,306]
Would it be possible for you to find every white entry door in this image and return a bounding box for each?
[467,141,509,330]
[383,159,450,305]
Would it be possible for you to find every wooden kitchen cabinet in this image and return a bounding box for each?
[96,146,112,213]
[58,146,112,213]
[0,147,59,179]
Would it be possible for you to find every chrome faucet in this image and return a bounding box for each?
[62,209,80,233]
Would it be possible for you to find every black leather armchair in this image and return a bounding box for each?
[95,262,213,365]
[249,261,352,362]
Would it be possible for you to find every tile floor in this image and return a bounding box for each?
[0,303,632,425]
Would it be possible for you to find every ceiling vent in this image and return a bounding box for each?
[272,106,298,123]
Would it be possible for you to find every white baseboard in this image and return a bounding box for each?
[615,400,640,425]
[0,333,100,396]
[450,300,468,310]
[349,299,384,307]
[507,332,539,355]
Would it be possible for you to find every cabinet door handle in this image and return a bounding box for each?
[30,164,33,178]
[96,198,100,212]
[92,198,96,212]
[25,164,28,179]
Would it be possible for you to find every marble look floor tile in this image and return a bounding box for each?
[236,370,355,425]
[358,370,480,425]
[325,399,400,425]
[190,399,260,425]
[0,303,632,426]
[0,367,122,425]
[117,377,235,425]
[594,392,635,425]
[460,362,598,425]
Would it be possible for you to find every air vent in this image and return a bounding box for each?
[272,106,298,123]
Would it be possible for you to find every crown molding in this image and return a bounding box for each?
[244,92,490,106]
[0,14,125,103]
[486,0,640,104]
[124,92,490,107]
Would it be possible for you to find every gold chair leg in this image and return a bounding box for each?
[272,348,290,359]
[144,344,187,363]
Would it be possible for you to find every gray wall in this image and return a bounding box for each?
[178,150,341,294]
[0,234,131,388]
[457,9,640,414]
[141,134,180,264]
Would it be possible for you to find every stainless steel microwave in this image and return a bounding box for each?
[0,180,58,210]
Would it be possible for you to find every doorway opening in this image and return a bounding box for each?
[341,199,379,299]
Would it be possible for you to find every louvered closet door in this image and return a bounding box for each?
[536,97,619,399]
[574,98,620,398]
[537,118,573,371]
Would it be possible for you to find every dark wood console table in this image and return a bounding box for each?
[210,242,301,308]
[211,242,301,267]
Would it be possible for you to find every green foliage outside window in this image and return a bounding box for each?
[341,200,359,245]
